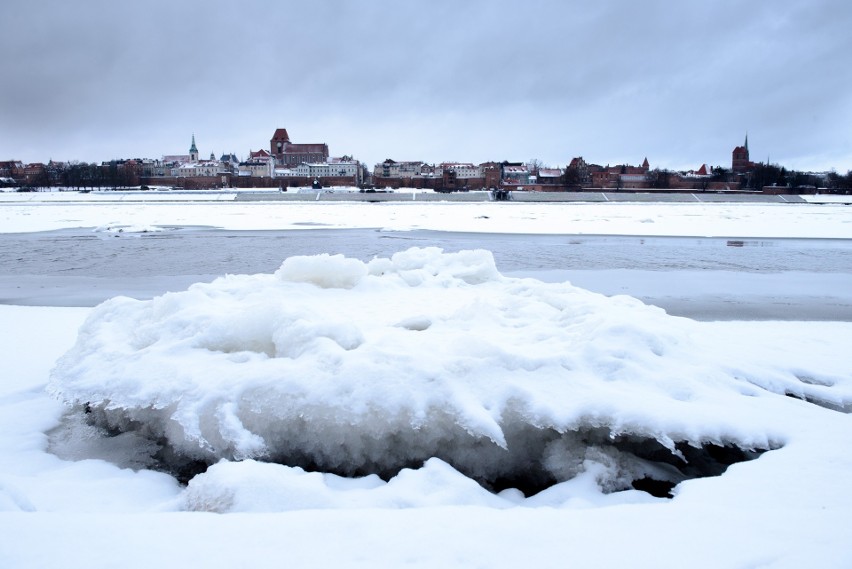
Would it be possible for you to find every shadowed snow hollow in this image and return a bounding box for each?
[48,247,848,497]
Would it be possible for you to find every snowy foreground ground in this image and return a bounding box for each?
[2,194,852,568]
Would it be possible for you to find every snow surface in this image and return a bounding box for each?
[800,193,852,204]
[1,197,852,568]
[1,193,852,238]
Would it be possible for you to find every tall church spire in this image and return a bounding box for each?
[189,134,199,163]
[744,133,749,152]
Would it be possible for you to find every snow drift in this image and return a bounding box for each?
[48,247,849,497]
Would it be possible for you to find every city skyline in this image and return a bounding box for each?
[2,0,851,173]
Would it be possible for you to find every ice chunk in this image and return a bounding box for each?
[49,247,848,493]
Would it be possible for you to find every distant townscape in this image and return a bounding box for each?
[1,130,851,194]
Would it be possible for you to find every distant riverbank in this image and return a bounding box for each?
[1,187,819,204]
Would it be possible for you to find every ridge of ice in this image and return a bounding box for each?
[48,247,850,494]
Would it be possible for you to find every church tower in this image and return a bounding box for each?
[189,134,199,163]
[270,128,291,161]
[732,134,750,173]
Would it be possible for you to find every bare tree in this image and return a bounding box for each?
[527,159,543,176]
[646,168,671,189]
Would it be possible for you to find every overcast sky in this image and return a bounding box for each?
[3,0,851,172]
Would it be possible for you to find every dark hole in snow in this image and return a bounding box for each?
[155,445,211,485]
[631,477,676,498]
[50,406,772,499]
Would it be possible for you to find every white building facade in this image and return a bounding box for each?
[374,160,426,179]
[441,163,482,179]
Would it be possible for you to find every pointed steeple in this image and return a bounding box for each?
[189,134,199,163]
[744,133,749,152]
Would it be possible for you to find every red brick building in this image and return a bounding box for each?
[0,161,24,180]
[23,163,47,184]
[732,135,754,173]
[270,128,329,167]
[590,159,650,189]
[481,162,501,188]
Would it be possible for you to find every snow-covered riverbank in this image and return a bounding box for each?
[1,194,851,238]
[1,199,851,568]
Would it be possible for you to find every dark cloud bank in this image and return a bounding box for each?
[2,0,850,172]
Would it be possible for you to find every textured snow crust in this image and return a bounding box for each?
[49,247,850,499]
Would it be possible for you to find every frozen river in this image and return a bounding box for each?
[2,227,851,320]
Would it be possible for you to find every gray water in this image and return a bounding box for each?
[4,227,851,276]
[2,227,851,319]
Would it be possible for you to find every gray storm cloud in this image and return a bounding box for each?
[2,0,850,172]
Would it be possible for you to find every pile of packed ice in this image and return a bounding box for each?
[49,247,849,502]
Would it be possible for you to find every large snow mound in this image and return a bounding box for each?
[49,247,851,495]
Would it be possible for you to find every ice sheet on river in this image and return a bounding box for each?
[48,247,851,502]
